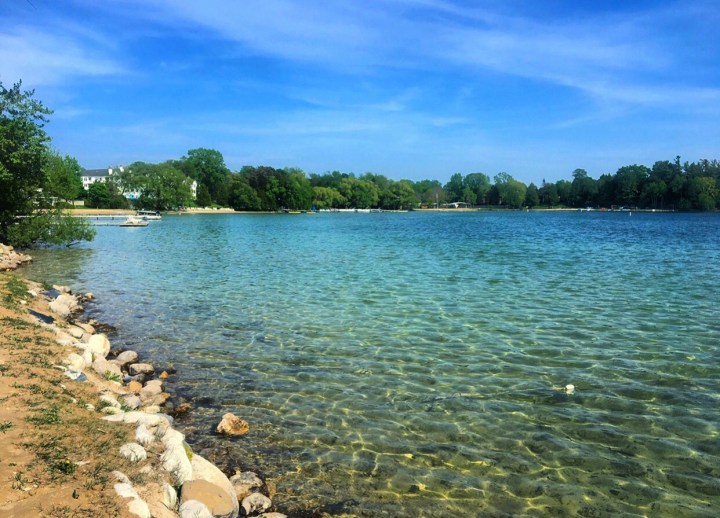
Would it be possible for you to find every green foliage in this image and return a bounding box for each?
[0,421,13,433]
[86,182,110,208]
[494,172,527,208]
[0,80,52,243]
[44,150,83,203]
[132,161,194,210]
[525,183,540,207]
[7,209,95,247]
[195,182,212,207]
[183,148,231,206]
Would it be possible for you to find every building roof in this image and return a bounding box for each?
[82,168,111,178]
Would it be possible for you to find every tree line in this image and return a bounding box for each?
[91,154,718,212]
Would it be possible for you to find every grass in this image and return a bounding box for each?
[0,421,13,433]
[2,275,29,308]
[103,370,121,383]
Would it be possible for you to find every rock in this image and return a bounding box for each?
[241,493,272,516]
[229,472,263,502]
[65,352,87,372]
[77,322,96,334]
[122,394,143,410]
[181,480,237,518]
[259,514,287,518]
[162,441,193,485]
[127,380,143,394]
[66,325,85,339]
[120,443,148,463]
[174,402,192,415]
[103,410,174,428]
[140,383,163,402]
[216,413,250,436]
[84,292,95,300]
[179,500,213,518]
[100,394,122,408]
[191,454,239,517]
[115,482,139,499]
[116,350,139,368]
[113,470,131,484]
[127,497,152,518]
[64,370,87,382]
[129,363,155,376]
[135,424,155,446]
[88,334,111,358]
[49,293,79,319]
[164,482,178,509]
[159,370,169,379]
[101,406,124,415]
[93,357,123,379]
[142,405,162,413]
[144,379,164,390]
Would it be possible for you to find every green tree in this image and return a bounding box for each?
[182,148,231,205]
[570,169,598,207]
[228,176,261,211]
[494,172,526,208]
[464,173,491,205]
[133,161,193,210]
[0,80,93,246]
[444,173,464,202]
[312,186,345,209]
[87,182,110,208]
[44,150,83,204]
[195,183,212,207]
[525,183,540,207]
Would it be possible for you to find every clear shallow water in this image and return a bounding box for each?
[24,212,720,517]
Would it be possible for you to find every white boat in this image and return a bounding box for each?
[120,216,149,227]
[136,210,162,220]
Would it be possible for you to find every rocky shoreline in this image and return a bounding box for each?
[1,247,286,518]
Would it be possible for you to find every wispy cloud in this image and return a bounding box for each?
[0,25,124,87]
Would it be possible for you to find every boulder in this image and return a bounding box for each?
[77,322,96,334]
[161,442,193,485]
[240,493,272,516]
[127,498,152,518]
[229,472,263,502]
[66,325,85,339]
[100,394,122,408]
[191,454,239,517]
[179,500,213,518]
[216,413,250,436]
[127,380,143,394]
[140,383,163,403]
[181,480,236,518]
[93,357,122,379]
[129,363,155,376]
[120,442,148,463]
[135,424,155,446]
[116,350,139,368]
[122,394,143,410]
[88,334,111,358]
[65,352,87,372]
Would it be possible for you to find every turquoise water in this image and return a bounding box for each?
[24,212,720,517]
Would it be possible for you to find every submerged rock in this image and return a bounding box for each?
[216,413,250,436]
[229,472,263,501]
[241,493,272,516]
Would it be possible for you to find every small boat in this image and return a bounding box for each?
[120,216,149,227]
[136,210,162,220]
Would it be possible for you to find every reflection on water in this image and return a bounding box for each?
[22,213,720,517]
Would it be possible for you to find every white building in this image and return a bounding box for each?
[82,166,197,200]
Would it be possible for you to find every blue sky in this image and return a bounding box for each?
[2,0,719,184]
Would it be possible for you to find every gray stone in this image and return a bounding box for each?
[129,363,155,376]
[116,350,139,367]
[241,493,272,516]
[229,472,263,502]
[122,394,143,410]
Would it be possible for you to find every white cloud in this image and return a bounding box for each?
[0,25,124,87]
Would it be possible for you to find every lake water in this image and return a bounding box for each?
[23,211,720,517]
